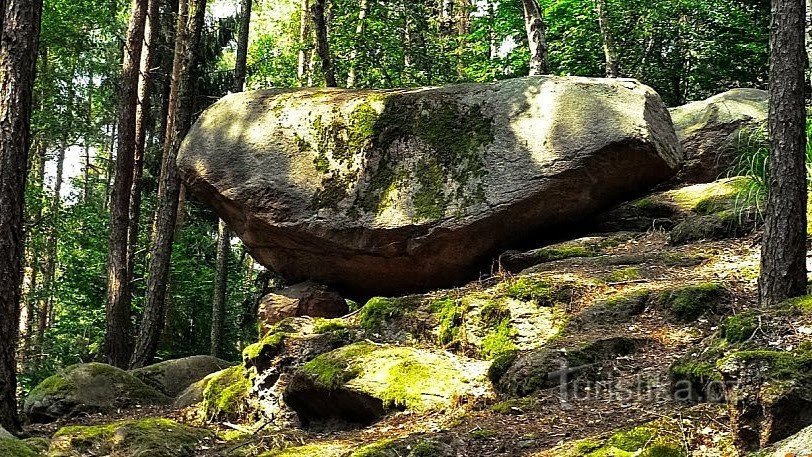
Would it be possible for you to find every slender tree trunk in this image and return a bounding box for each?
[35,142,65,351]
[0,0,44,434]
[232,0,252,93]
[105,0,150,369]
[83,73,93,203]
[596,0,619,77]
[806,0,812,89]
[104,123,116,211]
[297,0,311,86]
[759,0,808,307]
[311,0,337,87]
[346,0,369,88]
[210,219,229,358]
[128,0,161,289]
[521,0,548,75]
[130,0,207,369]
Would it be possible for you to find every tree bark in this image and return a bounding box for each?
[210,219,229,358]
[346,0,369,88]
[130,0,207,369]
[521,0,548,75]
[105,0,150,369]
[232,0,252,93]
[759,0,808,306]
[128,0,161,289]
[297,0,311,86]
[311,0,337,87]
[596,0,619,77]
[0,0,44,434]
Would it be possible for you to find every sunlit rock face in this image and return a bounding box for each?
[177,76,682,295]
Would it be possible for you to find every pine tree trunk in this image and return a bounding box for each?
[210,219,229,358]
[297,0,311,86]
[346,0,369,88]
[232,0,252,93]
[35,142,65,352]
[130,0,207,369]
[311,0,336,87]
[128,0,161,288]
[759,0,808,306]
[0,0,44,434]
[105,0,150,369]
[596,0,619,77]
[521,0,548,75]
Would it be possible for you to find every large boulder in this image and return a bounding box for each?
[178,76,682,295]
[130,355,233,397]
[258,281,349,333]
[768,424,812,456]
[283,341,490,426]
[23,363,170,423]
[670,88,767,183]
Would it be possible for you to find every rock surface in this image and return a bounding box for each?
[769,423,812,456]
[23,363,170,423]
[178,76,681,295]
[0,426,11,440]
[48,419,213,457]
[284,341,490,425]
[258,281,349,332]
[670,88,767,183]
[130,355,232,397]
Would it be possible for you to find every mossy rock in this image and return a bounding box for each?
[556,422,685,456]
[0,438,39,457]
[198,365,256,422]
[23,363,170,423]
[498,233,639,272]
[259,443,349,457]
[493,337,649,396]
[574,289,650,326]
[130,355,233,397]
[652,282,729,322]
[348,436,454,457]
[48,418,214,457]
[284,342,490,425]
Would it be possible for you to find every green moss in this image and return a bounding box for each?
[413,158,447,221]
[21,437,49,454]
[50,418,211,457]
[26,372,76,402]
[501,276,575,306]
[0,439,38,457]
[313,318,348,334]
[261,443,347,457]
[300,342,376,388]
[410,440,444,457]
[720,349,812,380]
[490,397,535,414]
[242,331,287,362]
[480,319,518,359]
[572,425,685,457]
[788,294,812,314]
[654,282,728,322]
[534,244,596,262]
[469,429,497,439]
[359,297,403,332]
[487,349,518,383]
[430,297,467,345]
[349,439,397,457]
[604,267,641,283]
[200,365,252,421]
[722,312,759,343]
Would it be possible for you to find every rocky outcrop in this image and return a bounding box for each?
[258,281,348,332]
[768,423,812,456]
[670,88,767,183]
[178,76,681,295]
[130,355,232,397]
[283,341,490,425]
[23,363,170,423]
[48,419,214,457]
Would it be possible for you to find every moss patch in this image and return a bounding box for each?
[261,443,348,457]
[200,365,253,422]
[653,282,728,322]
[499,276,577,306]
[566,424,684,456]
[0,439,38,457]
[49,418,212,457]
[360,297,405,332]
[430,297,468,346]
[313,318,349,334]
[722,311,759,343]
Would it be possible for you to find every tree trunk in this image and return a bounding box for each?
[521,0,548,75]
[128,0,161,289]
[232,0,252,93]
[311,0,336,87]
[596,0,619,77]
[806,0,812,89]
[759,0,808,306]
[346,0,369,88]
[297,0,311,86]
[130,0,207,369]
[105,0,150,369]
[210,219,229,358]
[35,142,65,352]
[0,0,44,434]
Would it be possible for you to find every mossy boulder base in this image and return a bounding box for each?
[130,355,233,397]
[178,76,681,294]
[23,363,170,423]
